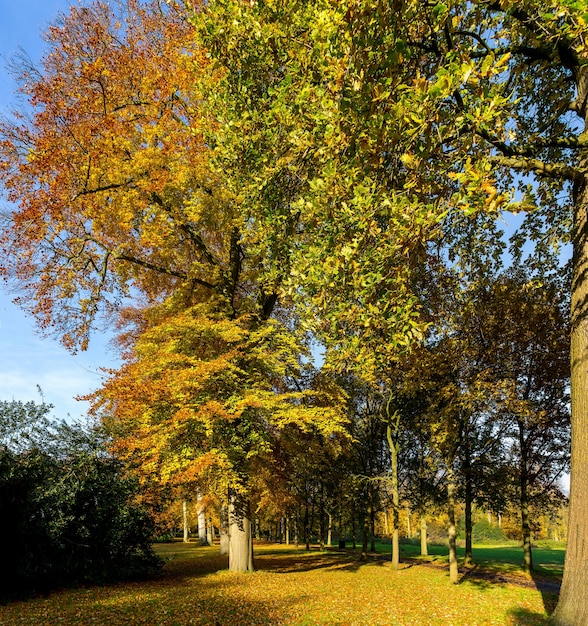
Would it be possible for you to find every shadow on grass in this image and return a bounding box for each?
[507,606,551,625]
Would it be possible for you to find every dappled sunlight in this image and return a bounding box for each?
[0,545,553,625]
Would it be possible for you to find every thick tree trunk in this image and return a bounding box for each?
[552,68,588,626]
[182,499,189,543]
[447,466,459,584]
[228,488,254,573]
[420,515,428,557]
[552,73,588,622]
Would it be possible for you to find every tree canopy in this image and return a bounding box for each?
[0,0,583,621]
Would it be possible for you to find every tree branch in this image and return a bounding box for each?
[149,192,218,267]
[114,252,216,290]
[487,155,584,182]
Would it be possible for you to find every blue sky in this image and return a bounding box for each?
[0,0,120,420]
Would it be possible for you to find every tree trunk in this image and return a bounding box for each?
[420,515,428,557]
[220,502,229,556]
[228,487,254,573]
[518,418,533,573]
[327,512,332,547]
[304,502,310,551]
[387,422,400,570]
[197,492,208,546]
[551,61,588,626]
[370,497,376,552]
[361,494,370,560]
[286,516,290,546]
[406,505,411,539]
[464,450,473,567]
[182,499,189,543]
[447,466,459,584]
[207,516,214,546]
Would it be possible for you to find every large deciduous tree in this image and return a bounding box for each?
[0,0,346,573]
[196,1,585,618]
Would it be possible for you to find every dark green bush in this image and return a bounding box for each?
[0,402,161,599]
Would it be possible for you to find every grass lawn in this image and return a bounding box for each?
[0,542,560,625]
[392,540,565,579]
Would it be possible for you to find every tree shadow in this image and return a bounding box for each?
[506,606,551,625]
[254,551,389,574]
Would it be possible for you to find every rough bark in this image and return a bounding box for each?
[551,67,588,624]
[228,487,254,573]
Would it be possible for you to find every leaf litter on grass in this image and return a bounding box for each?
[0,544,552,625]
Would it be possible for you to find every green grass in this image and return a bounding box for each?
[365,539,565,579]
[0,541,560,625]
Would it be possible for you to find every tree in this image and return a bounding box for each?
[0,0,348,573]
[94,302,347,570]
[195,1,586,616]
[480,271,571,572]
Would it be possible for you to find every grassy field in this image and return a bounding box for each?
[0,541,561,625]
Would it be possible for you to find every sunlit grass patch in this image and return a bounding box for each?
[0,542,556,625]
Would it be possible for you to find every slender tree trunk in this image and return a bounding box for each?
[518,418,533,573]
[361,493,370,560]
[551,62,588,626]
[370,496,376,552]
[228,487,254,573]
[304,502,310,551]
[420,515,428,557]
[327,512,332,547]
[387,422,400,570]
[447,466,459,584]
[220,502,229,556]
[182,499,189,543]
[197,492,208,546]
[464,450,473,567]
[406,505,411,539]
[207,516,213,546]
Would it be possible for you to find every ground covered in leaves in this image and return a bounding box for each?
[0,542,557,625]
